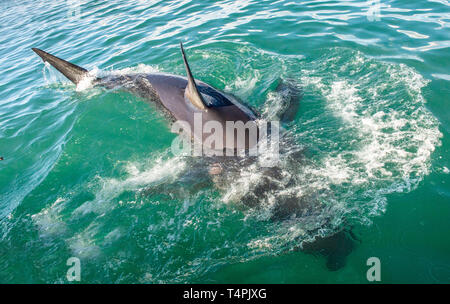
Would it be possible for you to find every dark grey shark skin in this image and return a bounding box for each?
[32,46,257,152]
[104,73,257,149]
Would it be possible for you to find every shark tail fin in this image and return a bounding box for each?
[32,48,88,85]
[179,42,208,110]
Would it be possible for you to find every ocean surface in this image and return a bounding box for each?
[0,0,449,283]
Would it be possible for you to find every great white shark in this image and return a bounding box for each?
[32,43,259,153]
[32,43,356,270]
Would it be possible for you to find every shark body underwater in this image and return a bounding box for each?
[32,44,357,270]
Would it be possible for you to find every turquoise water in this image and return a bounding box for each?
[0,0,449,283]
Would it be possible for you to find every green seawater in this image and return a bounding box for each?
[0,0,449,283]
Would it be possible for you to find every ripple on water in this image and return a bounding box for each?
[0,0,447,283]
[25,46,442,282]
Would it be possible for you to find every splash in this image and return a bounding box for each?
[72,155,186,217]
[220,48,442,251]
[42,63,160,92]
[30,47,442,281]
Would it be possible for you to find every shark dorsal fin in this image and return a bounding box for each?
[180,42,207,110]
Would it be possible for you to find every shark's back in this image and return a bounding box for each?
[31,45,259,152]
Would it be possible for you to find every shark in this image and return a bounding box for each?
[32,43,261,154]
[32,43,356,270]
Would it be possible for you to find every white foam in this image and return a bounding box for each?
[222,163,264,204]
[225,70,260,97]
[75,67,100,91]
[31,197,67,237]
[109,63,160,75]
[221,49,442,248]
[44,63,160,92]
[73,156,186,216]
[67,223,101,259]
[306,61,441,209]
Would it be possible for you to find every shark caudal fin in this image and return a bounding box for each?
[32,48,89,85]
[179,42,208,110]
